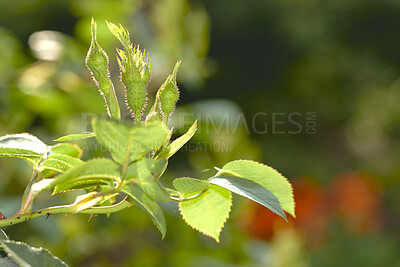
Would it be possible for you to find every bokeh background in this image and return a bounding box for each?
[1,0,400,266]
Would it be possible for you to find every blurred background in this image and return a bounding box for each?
[0,0,400,266]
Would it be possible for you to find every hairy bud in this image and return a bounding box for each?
[85,18,120,120]
[107,21,151,124]
[156,61,181,123]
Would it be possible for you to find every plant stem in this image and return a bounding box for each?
[18,169,39,215]
[0,198,132,228]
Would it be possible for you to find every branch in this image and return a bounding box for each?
[0,198,132,227]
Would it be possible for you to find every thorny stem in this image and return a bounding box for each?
[0,198,132,228]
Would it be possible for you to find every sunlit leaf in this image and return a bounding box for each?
[0,147,42,165]
[125,158,169,202]
[173,177,210,198]
[49,143,82,158]
[157,120,197,159]
[54,133,95,142]
[0,134,47,155]
[53,158,120,194]
[39,154,84,175]
[92,118,168,163]
[179,184,231,242]
[0,134,47,164]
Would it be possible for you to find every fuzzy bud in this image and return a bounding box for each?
[156,61,181,123]
[86,18,121,120]
[107,21,151,124]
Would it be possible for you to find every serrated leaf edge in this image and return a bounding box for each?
[178,188,232,242]
[222,159,295,218]
[0,240,68,267]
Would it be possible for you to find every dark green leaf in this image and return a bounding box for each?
[122,184,166,238]
[0,240,68,267]
[208,176,286,220]
[219,160,295,217]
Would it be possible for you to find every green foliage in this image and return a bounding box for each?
[39,154,83,175]
[217,160,295,217]
[173,177,210,198]
[157,61,181,121]
[0,133,47,165]
[54,133,95,142]
[0,230,8,240]
[0,240,68,267]
[49,143,82,158]
[122,184,167,238]
[86,18,120,120]
[179,184,232,242]
[125,159,170,202]
[157,120,197,159]
[208,176,286,220]
[92,118,168,164]
[106,21,151,122]
[0,20,295,255]
[53,158,120,193]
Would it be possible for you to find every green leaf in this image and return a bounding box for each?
[0,147,42,164]
[106,21,131,51]
[53,158,120,194]
[54,133,95,142]
[157,120,197,159]
[0,257,17,267]
[137,183,170,202]
[219,160,295,217]
[0,240,68,267]
[208,176,286,220]
[125,159,170,201]
[0,134,47,164]
[125,159,167,182]
[39,154,84,176]
[122,184,166,238]
[173,177,210,198]
[49,143,82,158]
[92,118,168,164]
[179,184,232,242]
[0,134,47,155]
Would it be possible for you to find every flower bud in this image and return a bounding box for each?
[107,21,151,124]
[86,18,121,120]
[156,61,181,123]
